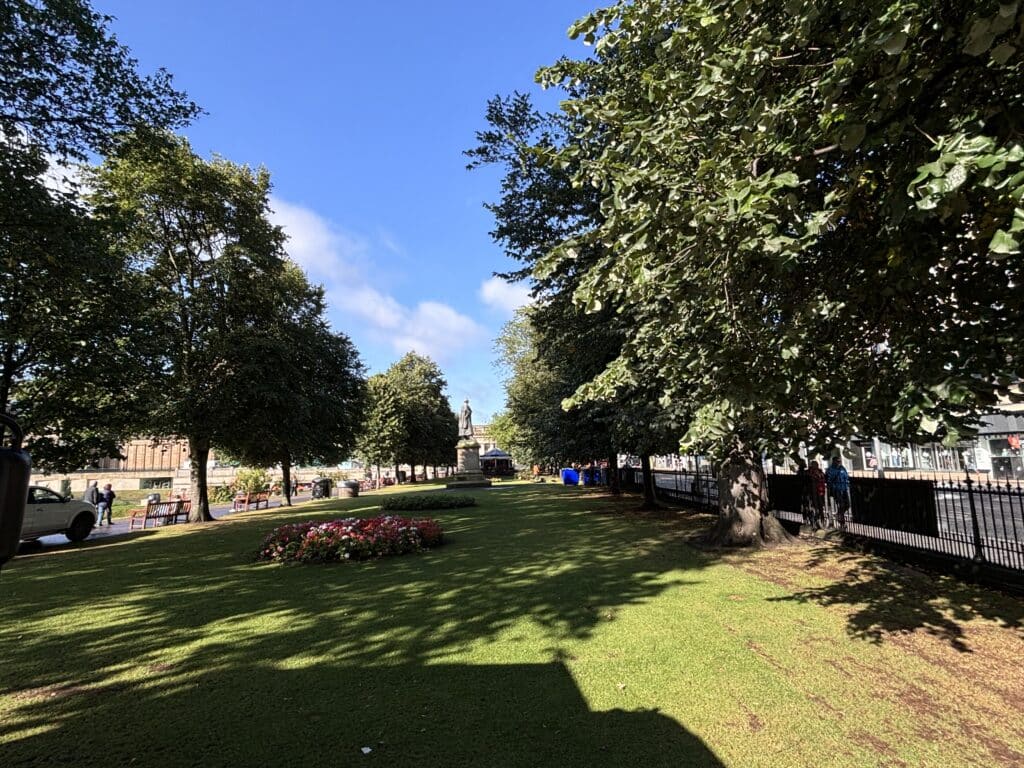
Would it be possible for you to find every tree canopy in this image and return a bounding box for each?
[89,133,289,520]
[356,353,457,481]
[0,1,198,469]
[0,0,198,160]
[0,141,145,470]
[214,264,366,505]
[539,0,1024,458]
[473,0,1024,541]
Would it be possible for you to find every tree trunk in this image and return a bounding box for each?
[409,463,418,484]
[395,463,401,483]
[376,463,381,489]
[639,454,658,509]
[188,435,214,522]
[281,452,292,507]
[607,448,621,495]
[707,443,793,547]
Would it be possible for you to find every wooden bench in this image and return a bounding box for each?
[128,499,191,530]
[232,490,270,512]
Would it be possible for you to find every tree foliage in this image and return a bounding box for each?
[0,0,198,160]
[0,1,197,469]
[385,353,457,479]
[539,0,1024,459]
[215,264,366,506]
[356,354,457,480]
[356,373,406,474]
[0,141,146,470]
[89,133,288,520]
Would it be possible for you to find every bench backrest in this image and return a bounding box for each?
[147,500,183,514]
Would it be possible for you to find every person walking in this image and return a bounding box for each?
[96,483,116,526]
[83,479,99,507]
[825,457,850,528]
[807,460,827,529]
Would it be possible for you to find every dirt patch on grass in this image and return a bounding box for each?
[849,730,907,767]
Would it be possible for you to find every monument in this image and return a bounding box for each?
[446,398,492,489]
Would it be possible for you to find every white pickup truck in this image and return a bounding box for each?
[20,486,96,543]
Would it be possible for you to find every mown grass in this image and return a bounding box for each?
[1,483,1022,767]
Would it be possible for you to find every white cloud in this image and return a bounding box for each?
[479,275,532,314]
[390,301,487,360]
[271,198,486,363]
[270,196,367,281]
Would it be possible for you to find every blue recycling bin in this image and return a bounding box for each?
[581,468,603,486]
[560,468,579,485]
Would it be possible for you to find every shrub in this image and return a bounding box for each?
[380,493,477,512]
[235,467,271,494]
[209,485,235,503]
[256,515,443,564]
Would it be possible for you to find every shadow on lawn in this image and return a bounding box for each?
[766,544,1024,652]
[3,661,723,767]
[1,486,709,696]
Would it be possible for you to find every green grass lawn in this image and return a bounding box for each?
[1,484,1022,767]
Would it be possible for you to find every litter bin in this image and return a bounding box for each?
[146,492,161,504]
[338,480,360,498]
[311,478,332,499]
[581,468,603,486]
[560,468,579,485]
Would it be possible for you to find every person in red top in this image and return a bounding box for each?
[807,460,826,529]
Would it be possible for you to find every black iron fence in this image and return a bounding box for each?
[619,467,1024,575]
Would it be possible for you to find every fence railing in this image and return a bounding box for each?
[619,467,1024,574]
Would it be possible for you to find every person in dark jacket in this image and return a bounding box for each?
[96,483,116,526]
[825,457,850,528]
[83,480,99,506]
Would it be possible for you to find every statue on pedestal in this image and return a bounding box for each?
[458,399,473,439]
[447,398,490,488]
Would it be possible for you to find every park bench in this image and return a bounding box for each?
[127,499,190,531]
[232,490,270,512]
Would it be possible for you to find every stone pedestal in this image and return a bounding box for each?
[446,438,492,489]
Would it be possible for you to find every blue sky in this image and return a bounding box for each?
[99,0,600,422]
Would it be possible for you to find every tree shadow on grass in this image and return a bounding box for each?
[1,486,710,702]
[766,544,1024,652]
[2,661,723,767]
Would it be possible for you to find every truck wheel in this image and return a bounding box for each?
[66,512,94,542]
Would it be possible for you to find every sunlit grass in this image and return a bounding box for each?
[1,484,1021,767]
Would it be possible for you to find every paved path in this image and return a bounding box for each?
[33,494,312,550]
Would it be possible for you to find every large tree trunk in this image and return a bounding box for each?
[409,463,418,484]
[281,452,292,507]
[708,443,793,547]
[607,448,621,495]
[639,454,658,509]
[188,435,214,522]
[394,463,401,483]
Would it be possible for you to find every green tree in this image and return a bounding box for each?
[532,0,1024,543]
[494,309,614,471]
[89,133,288,521]
[384,352,457,483]
[215,265,366,506]
[0,0,197,468]
[0,142,146,470]
[0,0,198,160]
[356,374,406,484]
[471,93,678,498]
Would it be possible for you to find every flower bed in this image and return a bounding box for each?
[256,515,443,564]
[380,493,477,512]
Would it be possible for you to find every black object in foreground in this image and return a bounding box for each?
[0,415,31,572]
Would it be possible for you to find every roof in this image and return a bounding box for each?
[481,448,512,459]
